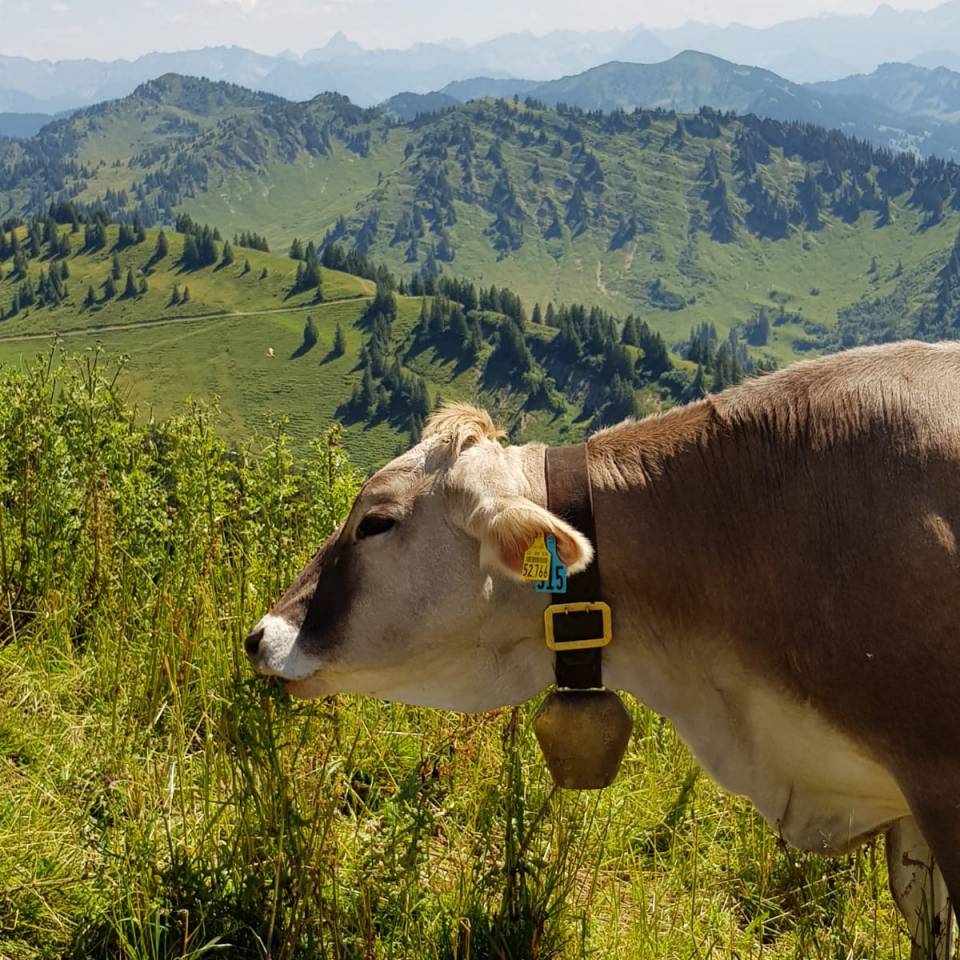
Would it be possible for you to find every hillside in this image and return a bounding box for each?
[2,76,960,374]
[811,61,960,124]
[1,215,700,470]
[428,53,960,159]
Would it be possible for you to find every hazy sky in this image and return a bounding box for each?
[0,0,946,61]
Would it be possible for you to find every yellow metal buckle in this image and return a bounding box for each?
[543,602,612,651]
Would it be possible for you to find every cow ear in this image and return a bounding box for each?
[474,497,594,581]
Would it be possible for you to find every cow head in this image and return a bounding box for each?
[244,404,594,712]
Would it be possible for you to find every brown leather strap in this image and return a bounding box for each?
[544,444,603,690]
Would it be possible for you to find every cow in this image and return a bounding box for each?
[245,340,960,959]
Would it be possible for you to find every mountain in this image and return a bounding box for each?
[302,31,365,63]
[650,0,960,81]
[2,73,960,375]
[812,61,960,124]
[0,27,670,113]
[0,47,283,114]
[426,52,960,160]
[381,91,461,123]
[441,78,539,102]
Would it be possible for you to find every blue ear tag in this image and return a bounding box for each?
[535,534,568,594]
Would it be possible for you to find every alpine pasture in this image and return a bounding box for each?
[0,352,911,959]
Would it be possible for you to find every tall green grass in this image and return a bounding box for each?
[1,350,908,959]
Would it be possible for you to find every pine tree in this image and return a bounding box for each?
[124,268,138,299]
[104,276,116,299]
[303,316,319,348]
[198,230,218,267]
[289,238,304,260]
[155,230,169,260]
[333,322,346,357]
[84,285,96,307]
[182,236,199,269]
[170,284,181,305]
[221,241,234,267]
[182,286,190,304]
[138,277,148,295]
[111,253,122,280]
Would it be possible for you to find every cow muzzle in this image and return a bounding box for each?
[244,613,319,680]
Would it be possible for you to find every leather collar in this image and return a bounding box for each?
[543,443,605,689]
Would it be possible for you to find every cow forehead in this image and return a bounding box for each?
[358,438,442,506]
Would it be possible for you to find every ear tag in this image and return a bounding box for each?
[535,534,568,594]
[521,533,552,583]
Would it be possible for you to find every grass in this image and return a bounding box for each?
[0,224,374,340]
[0,352,914,959]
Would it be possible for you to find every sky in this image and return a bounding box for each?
[0,0,947,61]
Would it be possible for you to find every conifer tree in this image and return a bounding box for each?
[221,241,235,267]
[155,230,169,260]
[124,268,137,299]
[333,322,346,357]
[182,236,199,269]
[84,285,96,307]
[111,253,122,280]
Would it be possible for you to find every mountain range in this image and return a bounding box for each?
[3,0,960,117]
[2,72,959,372]
[385,52,960,160]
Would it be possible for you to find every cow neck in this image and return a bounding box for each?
[543,443,604,690]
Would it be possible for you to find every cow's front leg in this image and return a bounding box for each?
[887,817,956,960]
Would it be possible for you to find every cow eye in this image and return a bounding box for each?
[356,514,396,540]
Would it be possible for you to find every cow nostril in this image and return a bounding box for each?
[244,627,265,658]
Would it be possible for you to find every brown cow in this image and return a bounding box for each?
[246,340,960,958]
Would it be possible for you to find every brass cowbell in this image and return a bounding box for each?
[533,688,632,789]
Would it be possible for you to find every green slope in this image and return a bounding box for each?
[0,221,583,470]
[4,77,960,366]
[0,223,374,339]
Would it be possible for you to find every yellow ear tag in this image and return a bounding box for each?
[521,533,552,582]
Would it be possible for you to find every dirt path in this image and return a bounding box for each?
[595,260,608,296]
[0,296,374,344]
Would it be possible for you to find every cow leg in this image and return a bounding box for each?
[887,817,956,960]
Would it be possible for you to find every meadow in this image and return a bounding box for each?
[0,351,912,959]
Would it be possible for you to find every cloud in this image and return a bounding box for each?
[50,1,69,10]
[205,0,258,8]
